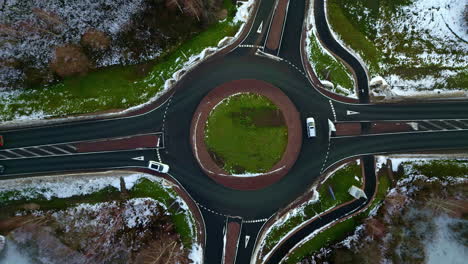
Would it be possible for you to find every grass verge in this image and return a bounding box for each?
[282,162,393,263]
[261,162,361,254]
[205,93,288,174]
[307,30,355,95]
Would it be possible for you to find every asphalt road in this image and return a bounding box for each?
[1,0,467,263]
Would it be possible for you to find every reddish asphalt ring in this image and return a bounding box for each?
[190,79,302,190]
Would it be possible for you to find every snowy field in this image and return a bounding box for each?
[328,0,468,99]
[0,0,147,89]
[0,171,203,264]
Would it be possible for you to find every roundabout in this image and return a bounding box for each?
[190,79,302,190]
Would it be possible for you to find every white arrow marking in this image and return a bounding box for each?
[132,156,145,161]
[346,110,360,115]
[328,119,336,132]
[245,235,250,248]
[257,21,263,33]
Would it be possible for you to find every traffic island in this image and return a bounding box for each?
[190,79,302,190]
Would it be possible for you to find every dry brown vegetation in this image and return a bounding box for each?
[81,29,111,50]
[50,44,92,77]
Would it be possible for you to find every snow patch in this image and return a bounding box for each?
[188,243,203,264]
[234,0,255,24]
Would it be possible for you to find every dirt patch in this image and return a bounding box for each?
[81,29,111,50]
[230,107,285,127]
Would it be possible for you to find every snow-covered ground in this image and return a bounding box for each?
[304,1,357,97]
[426,215,468,264]
[0,0,147,89]
[328,0,468,99]
[0,0,255,126]
[0,171,202,263]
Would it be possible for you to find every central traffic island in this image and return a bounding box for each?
[190,79,302,190]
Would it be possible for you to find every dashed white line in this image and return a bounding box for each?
[156,137,162,162]
[320,140,332,173]
[329,100,337,122]
[239,44,264,49]
[197,202,229,217]
[243,218,268,223]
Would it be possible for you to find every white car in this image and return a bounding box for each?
[306,117,316,138]
[148,160,170,173]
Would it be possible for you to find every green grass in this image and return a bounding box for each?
[205,93,288,173]
[327,0,381,75]
[366,169,391,214]
[308,30,355,95]
[262,162,361,253]
[129,178,196,248]
[284,217,361,264]
[0,185,120,210]
[403,159,468,179]
[0,1,240,122]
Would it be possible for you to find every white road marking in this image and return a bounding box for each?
[50,146,71,154]
[425,121,447,130]
[20,148,40,156]
[257,21,263,33]
[329,100,337,122]
[35,147,55,155]
[442,121,462,130]
[418,124,430,130]
[346,110,359,115]
[0,154,10,159]
[66,144,77,151]
[132,156,145,161]
[5,150,24,158]
[245,236,251,248]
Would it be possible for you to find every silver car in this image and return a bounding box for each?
[148,160,170,173]
[306,117,316,138]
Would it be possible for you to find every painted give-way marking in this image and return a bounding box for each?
[257,21,263,33]
[132,156,145,161]
[245,235,250,248]
[346,110,359,115]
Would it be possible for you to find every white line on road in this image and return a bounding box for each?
[425,121,447,130]
[329,100,337,122]
[35,147,55,155]
[441,121,462,130]
[50,146,72,154]
[5,150,24,158]
[20,148,40,157]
